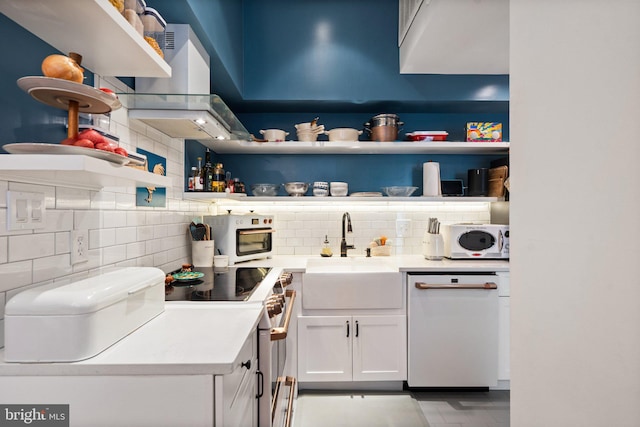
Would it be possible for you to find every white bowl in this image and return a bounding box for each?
[213,255,229,268]
[260,129,289,142]
[330,182,348,196]
[297,130,318,142]
[313,188,329,196]
[324,128,363,141]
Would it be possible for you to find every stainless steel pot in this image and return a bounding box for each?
[364,113,403,142]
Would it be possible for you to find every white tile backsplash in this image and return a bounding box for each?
[9,233,55,262]
[215,201,492,256]
[0,100,200,348]
[0,93,496,350]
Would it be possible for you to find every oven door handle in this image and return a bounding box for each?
[271,289,296,341]
[271,376,297,426]
[415,282,498,290]
[238,229,276,235]
[284,376,296,427]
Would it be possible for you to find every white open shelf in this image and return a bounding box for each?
[0,155,172,191]
[182,192,499,203]
[0,0,171,78]
[205,140,510,155]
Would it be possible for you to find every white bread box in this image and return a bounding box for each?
[4,267,165,363]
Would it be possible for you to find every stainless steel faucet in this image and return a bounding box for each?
[340,212,355,257]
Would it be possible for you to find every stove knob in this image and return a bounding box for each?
[266,304,277,318]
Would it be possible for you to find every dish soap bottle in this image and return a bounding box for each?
[321,235,333,257]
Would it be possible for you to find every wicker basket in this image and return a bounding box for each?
[370,245,391,256]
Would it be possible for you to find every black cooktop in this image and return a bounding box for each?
[165,266,272,302]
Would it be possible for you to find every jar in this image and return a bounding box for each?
[212,163,226,192]
[141,7,166,56]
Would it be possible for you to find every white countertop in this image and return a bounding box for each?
[237,254,510,273]
[0,255,508,377]
[0,303,264,376]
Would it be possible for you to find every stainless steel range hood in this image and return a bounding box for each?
[123,93,249,141]
[125,24,249,141]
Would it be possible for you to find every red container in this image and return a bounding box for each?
[406,131,448,141]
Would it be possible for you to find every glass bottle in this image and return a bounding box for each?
[212,163,226,192]
[226,171,234,193]
[203,148,213,192]
[321,235,333,257]
[188,166,196,191]
[194,157,204,191]
[233,177,245,194]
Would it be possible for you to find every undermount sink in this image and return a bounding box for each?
[305,257,398,273]
[303,257,402,310]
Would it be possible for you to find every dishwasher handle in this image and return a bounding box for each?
[414,282,497,290]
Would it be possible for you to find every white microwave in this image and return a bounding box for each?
[203,214,275,265]
[441,224,509,259]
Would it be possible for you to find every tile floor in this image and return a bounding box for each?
[294,390,510,427]
[413,390,511,427]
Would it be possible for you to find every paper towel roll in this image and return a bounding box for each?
[423,162,442,196]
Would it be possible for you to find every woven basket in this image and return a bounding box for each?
[370,245,391,256]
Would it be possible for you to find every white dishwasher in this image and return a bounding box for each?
[407,273,499,387]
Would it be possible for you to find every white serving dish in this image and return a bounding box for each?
[324,128,362,141]
[4,267,165,362]
[259,129,289,142]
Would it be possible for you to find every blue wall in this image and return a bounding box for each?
[0,14,95,148]
[241,0,509,106]
[1,2,509,195]
[149,0,245,104]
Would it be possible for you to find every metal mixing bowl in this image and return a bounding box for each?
[283,182,309,196]
[250,183,279,197]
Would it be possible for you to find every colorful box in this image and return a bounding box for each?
[466,122,502,142]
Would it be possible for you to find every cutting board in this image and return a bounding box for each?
[488,166,508,197]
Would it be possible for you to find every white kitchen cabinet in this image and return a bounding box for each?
[498,296,510,382]
[0,329,259,427]
[215,329,258,427]
[0,375,215,427]
[497,271,510,384]
[297,315,406,382]
[399,0,509,75]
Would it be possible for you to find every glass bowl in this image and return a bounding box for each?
[381,186,418,197]
[250,183,279,197]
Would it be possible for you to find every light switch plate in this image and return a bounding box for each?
[6,191,46,231]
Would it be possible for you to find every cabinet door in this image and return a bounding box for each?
[352,315,407,381]
[298,316,352,382]
[217,330,258,427]
[498,296,510,381]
